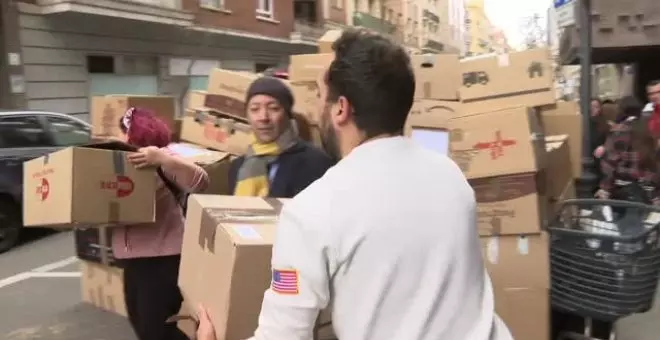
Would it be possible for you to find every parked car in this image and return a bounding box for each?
[0,110,91,253]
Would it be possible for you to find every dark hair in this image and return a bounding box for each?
[616,96,642,123]
[629,118,657,172]
[118,107,171,148]
[602,99,615,105]
[325,28,415,138]
[647,80,660,88]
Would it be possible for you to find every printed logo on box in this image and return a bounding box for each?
[36,178,50,201]
[100,175,134,198]
[473,131,516,160]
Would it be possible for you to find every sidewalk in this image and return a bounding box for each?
[4,303,136,340]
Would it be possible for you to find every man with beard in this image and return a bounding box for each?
[196,28,512,340]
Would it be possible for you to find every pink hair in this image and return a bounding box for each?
[119,107,172,148]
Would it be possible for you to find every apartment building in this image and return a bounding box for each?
[418,0,463,54]
[0,0,348,119]
[345,0,406,45]
[464,0,495,56]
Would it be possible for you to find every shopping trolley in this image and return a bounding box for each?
[548,198,660,340]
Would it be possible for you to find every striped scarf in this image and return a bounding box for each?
[234,127,298,197]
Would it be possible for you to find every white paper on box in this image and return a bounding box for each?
[497,54,510,67]
[411,129,449,156]
[517,236,529,255]
[232,225,262,240]
[487,237,499,264]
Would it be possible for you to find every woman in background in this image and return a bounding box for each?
[114,107,209,340]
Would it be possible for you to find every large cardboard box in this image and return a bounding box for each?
[450,106,546,179]
[187,90,208,110]
[168,143,233,195]
[205,69,256,122]
[90,95,176,139]
[495,288,550,340]
[178,195,287,340]
[289,53,334,83]
[179,110,252,156]
[471,172,548,236]
[482,233,550,340]
[80,260,127,317]
[23,141,156,227]
[459,48,555,114]
[545,135,573,200]
[318,30,341,53]
[541,101,583,179]
[411,54,461,101]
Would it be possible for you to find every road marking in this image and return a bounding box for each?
[31,256,78,273]
[29,272,81,278]
[0,256,80,289]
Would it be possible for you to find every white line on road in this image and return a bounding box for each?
[28,272,81,278]
[30,256,78,273]
[0,256,80,289]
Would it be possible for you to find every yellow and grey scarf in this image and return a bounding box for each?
[234,127,298,197]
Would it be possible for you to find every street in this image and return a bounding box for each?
[1,231,660,340]
[0,230,135,340]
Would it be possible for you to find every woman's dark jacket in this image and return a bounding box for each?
[228,141,335,198]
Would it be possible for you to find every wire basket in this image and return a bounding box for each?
[548,199,660,322]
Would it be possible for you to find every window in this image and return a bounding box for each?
[44,115,91,146]
[200,0,223,8]
[87,55,115,74]
[257,0,273,18]
[0,116,51,148]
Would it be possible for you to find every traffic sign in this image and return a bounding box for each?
[555,0,576,28]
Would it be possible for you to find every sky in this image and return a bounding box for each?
[484,0,550,49]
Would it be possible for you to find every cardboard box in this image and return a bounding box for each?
[481,233,550,289]
[168,143,233,195]
[545,135,573,200]
[541,101,583,179]
[80,260,127,317]
[289,53,334,83]
[205,69,257,123]
[90,95,176,139]
[405,100,457,156]
[495,288,550,340]
[187,90,208,110]
[471,172,547,236]
[178,195,288,340]
[179,110,251,156]
[411,54,461,101]
[318,30,341,53]
[23,141,156,227]
[450,106,546,179]
[459,48,555,114]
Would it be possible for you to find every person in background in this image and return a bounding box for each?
[229,76,334,198]
[114,107,209,340]
[642,79,660,117]
[197,28,512,340]
[594,96,643,158]
[596,106,659,204]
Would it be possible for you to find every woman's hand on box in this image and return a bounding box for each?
[127,146,167,169]
[196,304,217,340]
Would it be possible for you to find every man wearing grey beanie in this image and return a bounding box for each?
[228,76,334,198]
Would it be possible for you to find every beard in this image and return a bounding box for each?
[319,103,341,162]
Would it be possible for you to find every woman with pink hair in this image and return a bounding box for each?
[115,107,209,340]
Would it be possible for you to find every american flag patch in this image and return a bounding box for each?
[271,269,299,295]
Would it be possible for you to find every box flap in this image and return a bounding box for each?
[81,140,137,152]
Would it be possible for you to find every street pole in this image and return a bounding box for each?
[576,0,598,198]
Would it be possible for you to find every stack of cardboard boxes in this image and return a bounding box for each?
[20,29,590,340]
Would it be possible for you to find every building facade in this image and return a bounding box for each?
[464,0,495,56]
[0,0,348,118]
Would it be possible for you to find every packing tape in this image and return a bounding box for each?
[108,202,120,223]
[198,209,217,252]
[43,154,50,165]
[112,150,125,175]
[263,198,284,214]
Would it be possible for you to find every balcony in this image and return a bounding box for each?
[290,20,326,44]
[352,12,397,34]
[35,0,193,26]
